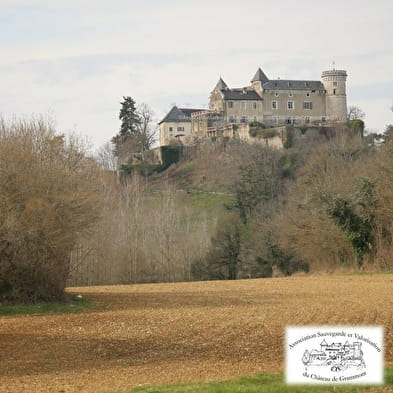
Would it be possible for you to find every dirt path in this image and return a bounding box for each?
[1,275,393,393]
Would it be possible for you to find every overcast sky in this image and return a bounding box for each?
[1,0,392,149]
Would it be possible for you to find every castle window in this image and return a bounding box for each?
[275,92,279,97]
[169,127,173,131]
[272,100,278,109]
[253,101,257,109]
[289,92,293,97]
[303,101,313,110]
[287,101,294,110]
[228,101,234,108]
[306,92,310,97]
[333,89,336,95]
[321,116,326,122]
[240,116,247,123]
[229,116,236,123]
[177,126,185,132]
[305,116,310,124]
[286,117,293,124]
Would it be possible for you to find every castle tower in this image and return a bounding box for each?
[321,68,348,122]
[251,67,269,97]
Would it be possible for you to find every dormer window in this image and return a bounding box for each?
[288,82,292,87]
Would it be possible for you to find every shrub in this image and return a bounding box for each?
[264,237,309,276]
[0,117,100,304]
[249,128,278,139]
[283,127,294,149]
[348,119,365,136]
[255,257,273,278]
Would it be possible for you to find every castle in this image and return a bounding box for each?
[303,340,363,365]
[159,66,348,145]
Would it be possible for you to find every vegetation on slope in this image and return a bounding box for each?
[2,114,393,300]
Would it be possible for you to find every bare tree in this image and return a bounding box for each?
[348,105,366,121]
[97,142,118,171]
[138,103,157,152]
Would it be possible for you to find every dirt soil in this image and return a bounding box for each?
[1,275,393,393]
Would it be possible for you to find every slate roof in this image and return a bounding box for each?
[222,88,262,101]
[263,79,324,91]
[215,77,228,90]
[159,106,204,124]
[251,67,269,83]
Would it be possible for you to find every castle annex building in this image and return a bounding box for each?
[158,106,204,146]
[209,67,348,127]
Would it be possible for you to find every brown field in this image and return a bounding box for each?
[1,274,393,393]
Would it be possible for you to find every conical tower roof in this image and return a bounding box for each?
[215,77,228,90]
[251,67,269,83]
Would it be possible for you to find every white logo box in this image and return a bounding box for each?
[285,326,383,385]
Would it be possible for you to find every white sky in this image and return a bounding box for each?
[1,0,392,149]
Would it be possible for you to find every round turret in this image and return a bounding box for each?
[321,69,348,122]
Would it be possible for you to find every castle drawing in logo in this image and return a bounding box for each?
[302,339,366,372]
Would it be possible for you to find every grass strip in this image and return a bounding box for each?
[0,295,93,316]
[112,368,393,393]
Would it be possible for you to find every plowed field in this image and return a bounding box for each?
[1,275,393,393]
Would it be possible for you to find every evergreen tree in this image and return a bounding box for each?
[119,96,141,136]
